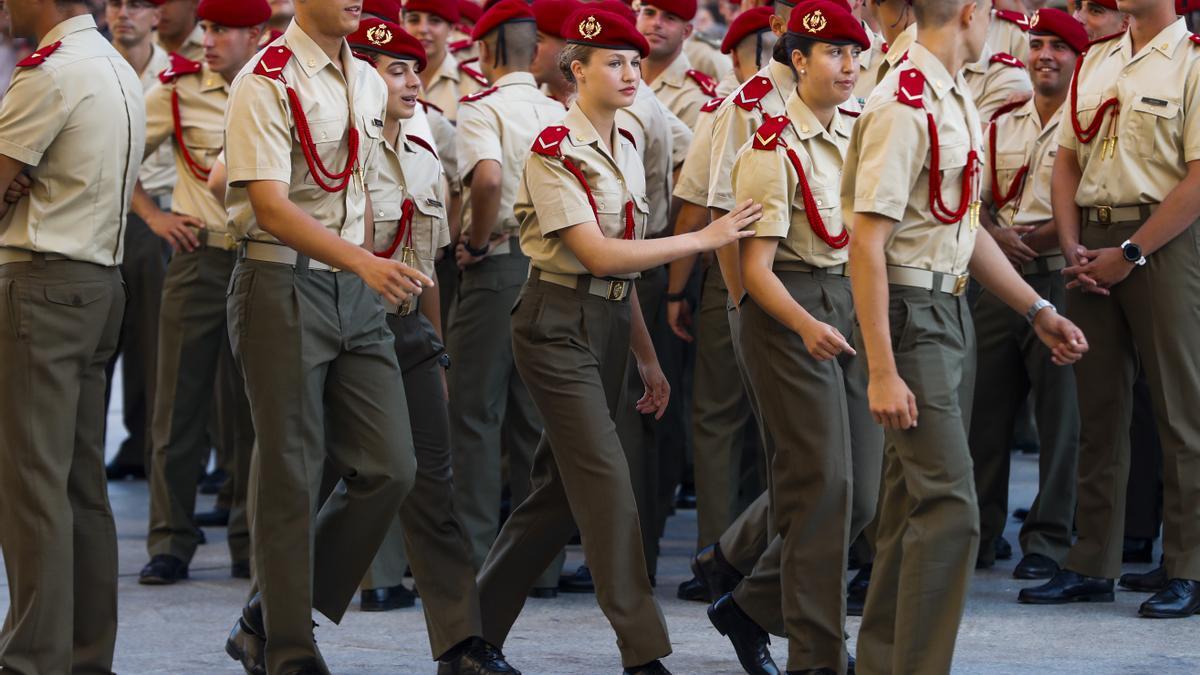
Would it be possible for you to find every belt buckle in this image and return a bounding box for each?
[224,233,237,250]
[952,274,968,296]
[606,280,626,301]
[1097,206,1112,224]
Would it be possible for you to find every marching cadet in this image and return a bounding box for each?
[103,0,174,481]
[668,5,777,603]
[961,33,1032,122]
[448,0,568,597]
[155,0,204,60]
[135,0,265,587]
[349,19,521,673]
[1074,0,1129,40]
[988,0,1032,63]
[473,9,762,674]
[637,0,720,127]
[844,0,1087,670]
[1019,0,1200,619]
[530,0,582,105]
[727,5,877,673]
[969,8,1087,579]
[404,0,487,121]
[0,0,145,671]
[219,0,430,671]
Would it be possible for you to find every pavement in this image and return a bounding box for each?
[2,370,1198,674]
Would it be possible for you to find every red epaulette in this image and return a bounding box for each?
[449,38,473,54]
[254,45,292,81]
[990,52,1025,69]
[732,75,773,111]
[995,10,1030,31]
[159,52,202,84]
[17,41,61,68]
[420,98,444,114]
[459,62,489,87]
[460,86,498,103]
[686,69,717,98]
[838,107,861,118]
[531,125,571,157]
[1190,33,1200,46]
[896,68,926,109]
[406,134,439,159]
[700,96,725,114]
[268,29,285,43]
[618,127,636,149]
[990,99,1025,123]
[751,115,788,151]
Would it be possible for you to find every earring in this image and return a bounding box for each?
[800,69,807,75]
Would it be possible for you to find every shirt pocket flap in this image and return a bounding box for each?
[792,186,837,212]
[372,197,404,223]
[932,143,969,171]
[44,283,108,308]
[413,195,446,219]
[183,128,224,150]
[306,118,348,145]
[1131,97,1180,120]
[994,151,1026,170]
[592,189,622,215]
[633,194,650,214]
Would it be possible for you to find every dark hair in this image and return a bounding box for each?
[557,42,595,84]
[484,21,538,69]
[771,32,815,68]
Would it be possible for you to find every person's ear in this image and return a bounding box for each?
[790,48,807,75]
[769,14,786,37]
[683,22,694,40]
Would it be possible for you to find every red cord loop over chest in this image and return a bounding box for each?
[1068,55,1119,145]
[783,146,849,249]
[171,89,212,181]
[375,199,415,259]
[285,86,359,193]
[925,112,980,225]
[988,120,1028,210]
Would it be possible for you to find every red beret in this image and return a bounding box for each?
[1084,0,1118,10]
[720,6,773,53]
[532,0,582,37]
[1178,0,1194,13]
[562,7,650,56]
[596,0,638,24]
[349,18,428,71]
[196,0,271,27]
[471,0,536,40]
[404,0,462,24]
[640,0,698,21]
[785,0,870,51]
[1028,8,1088,54]
[363,0,401,21]
[458,0,483,24]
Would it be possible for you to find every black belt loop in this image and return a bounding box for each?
[31,252,46,270]
[294,255,311,277]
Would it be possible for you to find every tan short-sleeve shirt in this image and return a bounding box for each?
[985,100,1062,254]
[517,104,649,278]
[988,11,1031,65]
[135,44,176,195]
[618,82,690,237]
[224,22,387,245]
[407,100,462,194]
[456,71,567,237]
[155,24,205,62]
[421,51,484,122]
[651,52,716,128]
[842,43,985,276]
[1058,19,1200,207]
[869,23,917,94]
[853,22,887,106]
[963,45,1033,122]
[370,129,450,279]
[674,96,722,207]
[733,93,853,268]
[144,63,230,231]
[0,14,145,266]
[684,33,733,81]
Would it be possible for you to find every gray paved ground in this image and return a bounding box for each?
[2,370,1198,674]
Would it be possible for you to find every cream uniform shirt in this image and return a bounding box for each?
[962,44,1033,122]
[144,62,230,232]
[136,44,177,196]
[422,50,485,122]
[456,71,567,238]
[674,95,725,207]
[155,24,205,62]
[618,82,691,237]
[650,51,716,127]
[685,33,733,80]
[1059,19,1200,208]
[224,22,387,245]
[733,93,853,268]
[371,127,451,279]
[843,43,985,277]
[987,10,1031,65]
[871,23,917,91]
[985,99,1062,255]
[517,104,650,279]
[853,22,887,105]
[0,14,145,266]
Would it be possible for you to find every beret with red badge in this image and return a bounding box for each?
[404,0,462,24]
[720,5,773,53]
[196,0,271,27]
[562,7,650,56]
[459,0,483,25]
[349,17,429,71]
[363,0,402,21]
[532,0,583,38]
[785,0,870,51]
[640,0,698,22]
[471,0,537,40]
[1028,8,1089,54]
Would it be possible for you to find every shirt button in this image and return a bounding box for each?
[801,125,810,133]
[598,201,606,209]
[378,210,384,217]
[322,132,328,140]
[308,59,316,67]
[816,199,823,206]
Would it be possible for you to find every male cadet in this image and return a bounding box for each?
[103,0,174,481]
[269,0,294,34]
[1019,0,1200,619]
[969,7,1087,579]
[155,0,204,60]
[529,0,581,105]
[449,0,568,597]
[1074,0,1129,39]
[666,5,777,603]
[961,26,1033,121]
[219,0,430,672]
[134,0,266,586]
[405,0,487,121]
[844,0,1087,670]
[0,0,145,671]
[988,0,1032,63]
[637,0,719,127]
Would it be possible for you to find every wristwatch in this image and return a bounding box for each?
[462,240,490,258]
[1120,239,1146,266]
[666,291,687,303]
[1025,298,1055,325]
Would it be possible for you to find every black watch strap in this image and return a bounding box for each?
[463,240,490,258]
[666,291,687,303]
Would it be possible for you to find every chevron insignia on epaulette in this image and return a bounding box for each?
[752,115,789,150]
[995,10,1030,30]
[16,41,61,68]
[896,69,926,109]
[685,69,717,97]
[254,45,293,81]
[459,62,489,86]
[159,52,202,83]
[733,76,773,111]
[990,52,1025,68]
[460,86,498,103]
[701,96,725,114]
[532,125,571,157]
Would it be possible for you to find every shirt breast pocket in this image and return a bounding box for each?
[412,195,447,261]
[301,118,350,186]
[591,188,623,237]
[371,197,404,253]
[1129,96,1180,159]
[927,142,971,213]
[181,128,224,168]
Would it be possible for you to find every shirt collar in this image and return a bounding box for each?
[963,43,993,74]
[431,51,462,85]
[199,63,229,93]
[859,22,881,70]
[285,21,355,80]
[564,102,623,166]
[42,13,96,49]
[1115,17,1189,61]
[886,23,917,66]
[768,59,798,96]
[494,71,537,88]
[906,42,961,100]
[785,91,848,142]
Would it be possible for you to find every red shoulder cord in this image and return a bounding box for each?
[781,143,849,249]
[988,119,1028,210]
[375,199,415,259]
[171,89,212,181]
[925,112,981,224]
[558,156,637,240]
[1068,53,1119,145]
[284,84,360,193]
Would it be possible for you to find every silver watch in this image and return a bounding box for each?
[1025,298,1054,325]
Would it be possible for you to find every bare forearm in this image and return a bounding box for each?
[1051,149,1083,259]
[1129,163,1200,256]
[849,232,896,377]
[447,191,464,244]
[579,231,709,277]
[742,260,814,336]
[419,282,443,339]
[131,181,167,223]
[629,286,657,365]
[248,183,373,272]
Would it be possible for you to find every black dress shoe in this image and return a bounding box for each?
[529,587,558,599]
[1120,564,1168,593]
[194,508,231,527]
[846,563,871,618]
[559,564,595,593]
[1018,569,1114,604]
[624,660,671,675]
[1013,553,1059,580]
[676,575,708,602]
[436,637,521,674]
[226,596,265,675]
[693,543,743,602]
[1138,579,1200,618]
[707,594,780,675]
[199,468,227,495]
[138,554,189,585]
[105,461,146,481]
[1123,537,1155,564]
[360,584,416,611]
[231,560,252,579]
